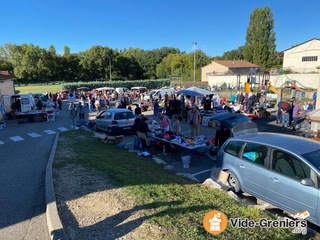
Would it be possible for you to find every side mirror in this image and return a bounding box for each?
[301,178,314,187]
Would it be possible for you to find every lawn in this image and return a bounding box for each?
[15,84,62,94]
[53,130,317,239]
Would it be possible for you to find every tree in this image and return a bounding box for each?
[244,6,276,70]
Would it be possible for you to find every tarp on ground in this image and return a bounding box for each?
[176,86,216,97]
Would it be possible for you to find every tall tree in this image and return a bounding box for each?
[244,6,276,70]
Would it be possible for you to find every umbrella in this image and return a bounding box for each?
[176,86,216,97]
[77,87,89,90]
[95,87,114,91]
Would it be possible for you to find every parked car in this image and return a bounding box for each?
[214,132,320,226]
[210,112,257,148]
[94,108,135,134]
[32,93,47,106]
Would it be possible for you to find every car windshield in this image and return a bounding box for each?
[302,149,320,171]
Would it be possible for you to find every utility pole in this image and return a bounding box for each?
[192,42,197,82]
[108,54,112,81]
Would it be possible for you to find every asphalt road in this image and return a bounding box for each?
[0,102,75,240]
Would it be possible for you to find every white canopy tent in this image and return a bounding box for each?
[176,86,217,97]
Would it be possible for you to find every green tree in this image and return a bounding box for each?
[244,6,276,70]
[220,46,245,60]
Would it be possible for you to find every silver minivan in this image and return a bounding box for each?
[215,133,320,226]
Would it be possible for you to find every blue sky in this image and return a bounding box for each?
[1,0,319,57]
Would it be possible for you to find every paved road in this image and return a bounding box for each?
[0,102,75,240]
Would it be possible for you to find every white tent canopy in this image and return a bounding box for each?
[176,86,217,97]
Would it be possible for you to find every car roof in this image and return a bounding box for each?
[212,112,248,121]
[230,132,320,155]
[105,108,132,113]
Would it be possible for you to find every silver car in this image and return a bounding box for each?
[94,108,135,134]
[215,132,320,226]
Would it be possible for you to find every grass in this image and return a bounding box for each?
[15,84,62,94]
[53,130,318,239]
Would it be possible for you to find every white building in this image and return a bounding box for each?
[283,38,320,73]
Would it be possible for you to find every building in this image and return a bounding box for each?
[201,60,259,82]
[283,38,320,73]
[0,71,16,95]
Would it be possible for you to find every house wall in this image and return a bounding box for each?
[283,39,320,73]
[201,62,230,82]
[207,73,320,90]
[0,80,15,95]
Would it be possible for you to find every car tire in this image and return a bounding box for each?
[227,171,241,193]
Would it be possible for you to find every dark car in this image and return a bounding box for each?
[210,112,257,148]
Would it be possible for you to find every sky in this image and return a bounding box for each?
[1,0,319,57]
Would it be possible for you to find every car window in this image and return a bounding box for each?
[115,113,125,120]
[302,149,320,171]
[272,150,310,180]
[224,141,244,157]
[105,112,112,119]
[98,111,106,118]
[241,143,267,166]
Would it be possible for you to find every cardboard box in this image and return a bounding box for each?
[115,135,124,144]
[208,121,216,128]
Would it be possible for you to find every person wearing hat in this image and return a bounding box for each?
[187,105,201,136]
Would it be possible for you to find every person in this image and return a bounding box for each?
[276,99,284,124]
[157,113,171,132]
[77,102,86,121]
[57,96,62,110]
[187,105,201,136]
[137,116,152,150]
[134,104,142,116]
[172,114,181,135]
[132,116,142,151]
[292,102,302,131]
[36,97,43,110]
[137,116,151,134]
[280,98,290,129]
[94,98,100,112]
[153,99,160,116]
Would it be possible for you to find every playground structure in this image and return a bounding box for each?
[278,75,312,100]
[239,69,278,94]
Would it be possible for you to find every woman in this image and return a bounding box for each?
[157,113,171,132]
[172,114,181,135]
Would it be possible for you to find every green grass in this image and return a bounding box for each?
[15,84,62,94]
[54,130,317,239]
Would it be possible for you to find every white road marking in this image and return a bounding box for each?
[44,130,56,135]
[9,136,25,142]
[58,127,68,131]
[0,141,4,145]
[70,126,79,130]
[192,169,212,177]
[28,133,42,138]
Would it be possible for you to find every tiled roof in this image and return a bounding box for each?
[213,60,259,68]
[0,72,16,81]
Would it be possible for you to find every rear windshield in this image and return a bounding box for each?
[223,116,250,128]
[114,112,135,120]
[302,149,320,171]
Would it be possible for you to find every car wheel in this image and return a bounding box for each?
[227,172,241,193]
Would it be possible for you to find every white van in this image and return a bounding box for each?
[144,88,175,101]
[115,87,129,94]
[0,94,36,113]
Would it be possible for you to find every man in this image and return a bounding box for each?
[292,102,302,131]
[280,98,290,129]
[134,104,142,116]
[187,105,201,136]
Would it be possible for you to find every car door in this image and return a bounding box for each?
[238,142,269,199]
[266,149,319,222]
[95,111,107,130]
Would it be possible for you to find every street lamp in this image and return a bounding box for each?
[192,42,197,82]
